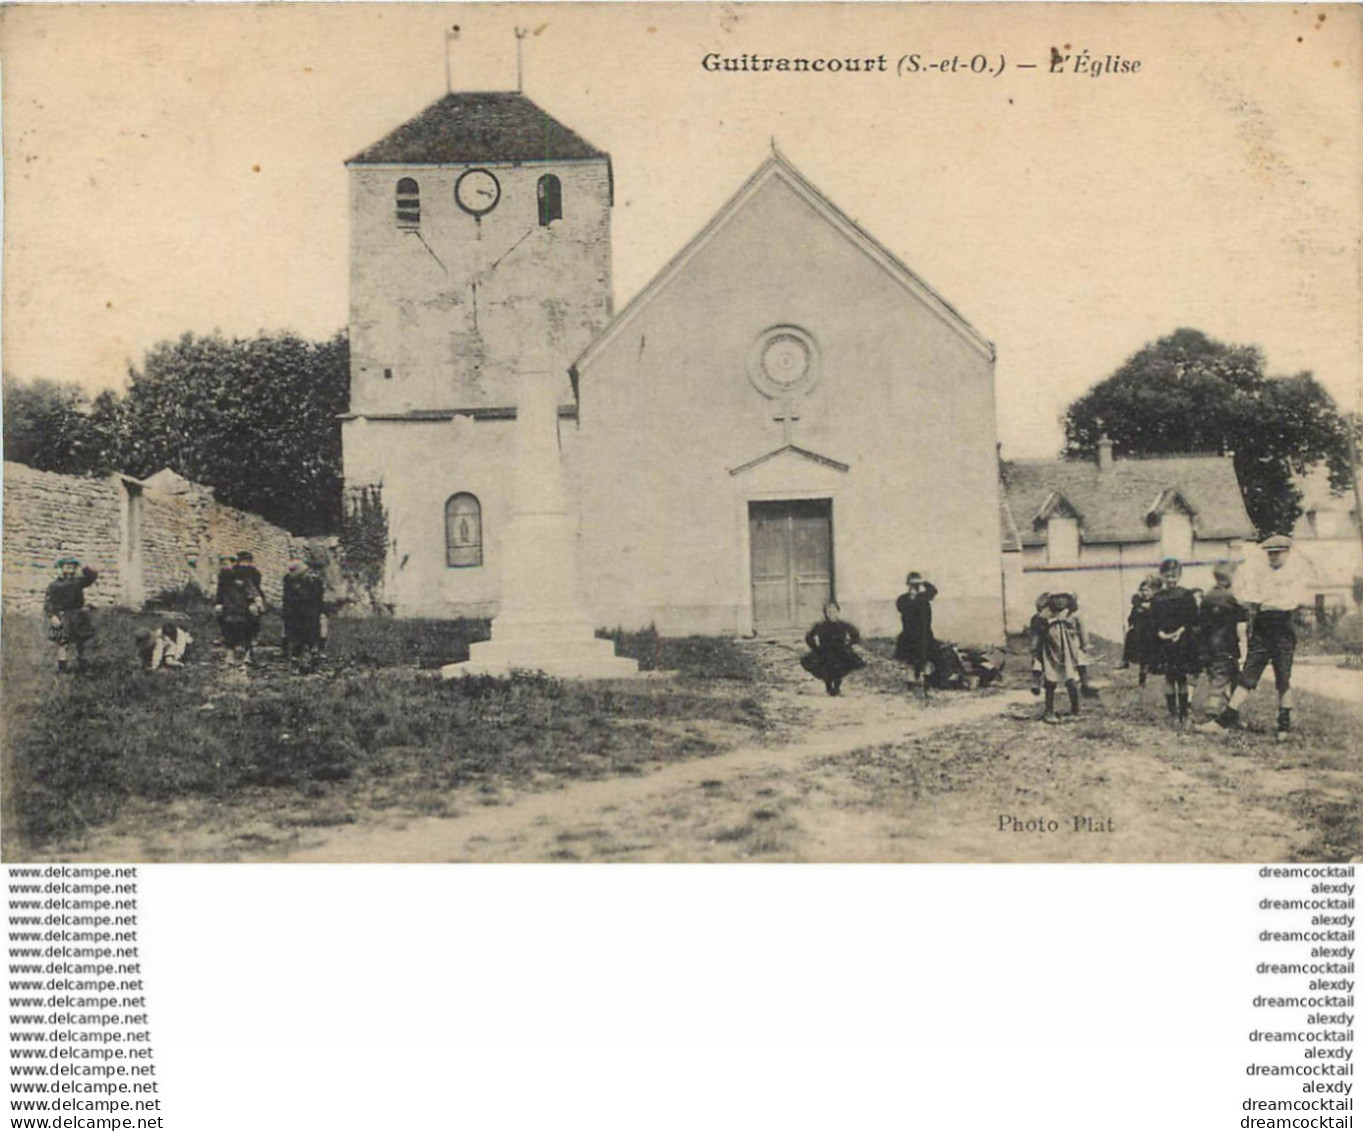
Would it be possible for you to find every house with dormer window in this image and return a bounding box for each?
[999,438,1256,639]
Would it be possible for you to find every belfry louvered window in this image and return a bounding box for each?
[537,174,562,226]
[396,178,420,228]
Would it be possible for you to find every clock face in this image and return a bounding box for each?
[455,168,501,216]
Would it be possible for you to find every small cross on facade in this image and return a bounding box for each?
[773,403,800,444]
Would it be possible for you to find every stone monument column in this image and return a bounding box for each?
[442,367,639,679]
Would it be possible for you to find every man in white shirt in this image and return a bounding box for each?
[1203,534,1314,741]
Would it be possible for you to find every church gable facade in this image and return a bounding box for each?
[572,155,1002,640]
[342,94,1005,644]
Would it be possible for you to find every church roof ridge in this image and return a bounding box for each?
[572,149,994,374]
[346,90,609,166]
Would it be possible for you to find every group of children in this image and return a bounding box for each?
[46,535,1310,741]
[799,571,941,698]
[1073,537,1304,740]
[213,549,330,670]
[797,539,1307,743]
[1120,557,1247,725]
[41,549,331,675]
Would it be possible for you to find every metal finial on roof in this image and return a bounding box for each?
[444,25,460,94]
[515,27,527,93]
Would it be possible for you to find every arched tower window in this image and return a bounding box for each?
[396,177,421,228]
[445,493,483,568]
[537,174,562,226]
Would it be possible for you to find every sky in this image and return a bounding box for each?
[1,2,1359,458]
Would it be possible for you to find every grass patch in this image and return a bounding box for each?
[2,610,774,856]
[598,626,764,681]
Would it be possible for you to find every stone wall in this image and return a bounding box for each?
[2,465,126,609]
[2,462,301,610]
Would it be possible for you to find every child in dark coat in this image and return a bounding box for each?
[1028,592,1050,696]
[215,551,265,664]
[801,602,865,696]
[213,554,237,644]
[1197,562,1246,719]
[281,557,326,671]
[1122,575,1160,688]
[44,556,98,674]
[894,572,938,700]
[1148,558,1201,724]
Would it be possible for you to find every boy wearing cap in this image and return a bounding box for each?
[215,550,265,664]
[44,556,98,674]
[1204,534,1312,741]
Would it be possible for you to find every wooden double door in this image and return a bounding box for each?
[749,499,833,633]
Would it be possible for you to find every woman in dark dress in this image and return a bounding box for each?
[800,601,865,696]
[894,572,938,697]
[1147,558,1201,724]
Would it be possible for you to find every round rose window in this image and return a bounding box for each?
[747,325,820,399]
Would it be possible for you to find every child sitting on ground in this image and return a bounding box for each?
[134,621,193,670]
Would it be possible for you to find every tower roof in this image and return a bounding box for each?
[347,91,608,166]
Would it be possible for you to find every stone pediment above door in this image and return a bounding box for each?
[728,444,850,494]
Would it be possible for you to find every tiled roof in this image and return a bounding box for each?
[348,91,608,166]
[1000,454,1255,549]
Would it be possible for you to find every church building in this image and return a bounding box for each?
[341,91,1005,643]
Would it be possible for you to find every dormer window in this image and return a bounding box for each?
[396,177,420,228]
[1034,491,1081,565]
[1147,488,1196,560]
[1046,516,1079,565]
[1159,512,1193,561]
[537,174,562,226]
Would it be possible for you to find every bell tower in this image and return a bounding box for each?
[345,91,613,414]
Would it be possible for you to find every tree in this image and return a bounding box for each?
[1062,328,1354,536]
[2,375,126,476]
[122,330,349,535]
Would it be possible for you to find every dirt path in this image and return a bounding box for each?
[245,682,1032,862]
[230,645,1352,864]
[1292,664,1363,704]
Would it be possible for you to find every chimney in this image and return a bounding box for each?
[1096,435,1114,473]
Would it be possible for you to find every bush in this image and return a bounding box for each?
[1336,612,1363,656]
